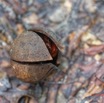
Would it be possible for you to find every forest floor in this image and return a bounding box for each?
[0,0,104,103]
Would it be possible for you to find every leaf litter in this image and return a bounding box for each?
[0,0,104,103]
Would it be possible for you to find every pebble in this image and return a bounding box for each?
[0,72,11,92]
[48,7,68,23]
[22,13,39,25]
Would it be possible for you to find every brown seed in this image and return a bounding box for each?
[10,26,62,83]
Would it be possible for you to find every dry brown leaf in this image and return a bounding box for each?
[82,44,104,56]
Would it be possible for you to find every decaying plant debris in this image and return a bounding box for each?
[0,0,104,103]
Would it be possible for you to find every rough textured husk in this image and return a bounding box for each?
[11,60,57,83]
[27,25,64,51]
[10,31,53,62]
